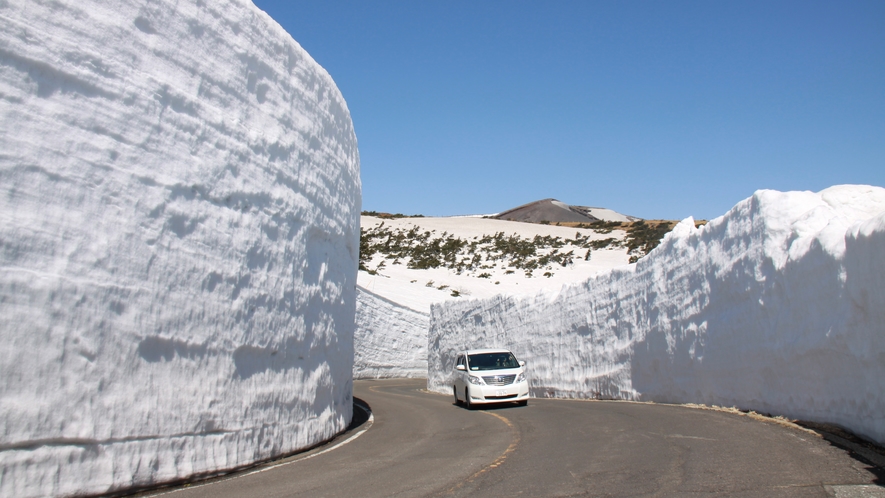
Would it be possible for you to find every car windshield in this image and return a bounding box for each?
[467,353,519,371]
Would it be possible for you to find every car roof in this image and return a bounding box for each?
[463,348,513,355]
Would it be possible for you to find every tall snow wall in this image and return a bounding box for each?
[429,186,885,445]
[0,1,360,496]
[355,286,429,379]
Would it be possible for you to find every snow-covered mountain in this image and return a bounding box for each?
[354,209,687,379]
[359,214,634,309]
[0,1,359,496]
[355,214,635,378]
[427,185,885,446]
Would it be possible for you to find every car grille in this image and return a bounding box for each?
[483,374,516,386]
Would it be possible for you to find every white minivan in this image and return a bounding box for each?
[452,348,530,408]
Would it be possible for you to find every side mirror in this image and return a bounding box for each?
[519,360,526,367]
[455,364,466,371]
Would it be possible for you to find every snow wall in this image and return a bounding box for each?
[0,1,360,496]
[354,287,429,379]
[429,186,885,445]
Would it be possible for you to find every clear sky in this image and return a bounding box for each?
[251,1,884,221]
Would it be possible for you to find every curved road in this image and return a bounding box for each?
[148,379,883,497]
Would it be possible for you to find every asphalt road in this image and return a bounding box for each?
[145,379,884,497]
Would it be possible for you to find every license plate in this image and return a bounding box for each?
[496,390,506,396]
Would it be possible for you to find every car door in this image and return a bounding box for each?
[453,354,466,393]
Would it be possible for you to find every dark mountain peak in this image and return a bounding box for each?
[494,199,639,224]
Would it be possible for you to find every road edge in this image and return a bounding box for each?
[122,399,375,497]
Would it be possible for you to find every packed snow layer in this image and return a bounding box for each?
[429,186,885,445]
[354,287,428,379]
[0,1,360,496]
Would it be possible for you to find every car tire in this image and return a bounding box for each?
[453,386,461,406]
[464,387,472,410]
[518,399,528,407]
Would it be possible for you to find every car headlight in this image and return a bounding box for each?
[516,372,526,383]
[467,376,484,386]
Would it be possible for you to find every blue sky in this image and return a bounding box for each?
[252,1,884,221]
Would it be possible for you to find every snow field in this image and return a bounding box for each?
[358,215,631,311]
[355,215,631,378]
[0,1,359,496]
[428,186,885,445]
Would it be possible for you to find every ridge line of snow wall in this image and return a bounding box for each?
[355,286,429,379]
[0,1,360,496]
[429,186,885,445]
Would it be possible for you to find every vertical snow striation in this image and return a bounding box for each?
[354,286,429,379]
[429,186,885,445]
[0,0,360,496]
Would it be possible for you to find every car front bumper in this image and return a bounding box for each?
[468,381,530,404]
